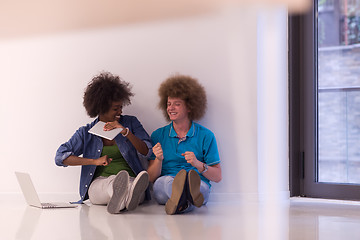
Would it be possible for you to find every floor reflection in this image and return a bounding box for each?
[7,198,360,240]
[80,202,223,240]
[290,199,360,240]
[16,206,42,240]
[258,201,290,240]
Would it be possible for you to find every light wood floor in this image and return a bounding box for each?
[3,197,360,239]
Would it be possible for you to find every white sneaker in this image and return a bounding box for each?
[126,171,149,211]
[107,171,129,214]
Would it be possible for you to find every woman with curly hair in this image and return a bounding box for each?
[147,74,222,215]
[55,72,151,214]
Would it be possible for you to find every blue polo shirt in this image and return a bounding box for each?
[150,122,220,187]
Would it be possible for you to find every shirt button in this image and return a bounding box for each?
[90,173,93,176]
[85,185,88,188]
[98,149,101,152]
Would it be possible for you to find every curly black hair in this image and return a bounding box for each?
[158,74,207,121]
[83,72,134,118]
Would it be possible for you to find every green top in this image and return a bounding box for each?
[94,145,135,178]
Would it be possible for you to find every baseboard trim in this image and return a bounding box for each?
[291,196,360,205]
[208,191,290,203]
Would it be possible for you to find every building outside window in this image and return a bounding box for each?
[318,0,360,183]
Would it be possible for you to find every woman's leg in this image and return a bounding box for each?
[106,171,129,214]
[88,176,113,205]
[88,171,130,214]
[125,171,149,211]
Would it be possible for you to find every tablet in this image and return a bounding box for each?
[88,121,123,140]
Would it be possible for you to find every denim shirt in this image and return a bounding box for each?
[55,115,152,203]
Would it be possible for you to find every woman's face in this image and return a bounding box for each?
[167,97,190,122]
[99,101,123,122]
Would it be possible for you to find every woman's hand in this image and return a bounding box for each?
[94,155,112,166]
[182,151,202,170]
[103,121,123,131]
[152,143,164,161]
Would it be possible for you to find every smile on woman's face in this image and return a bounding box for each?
[167,97,190,122]
[99,101,123,122]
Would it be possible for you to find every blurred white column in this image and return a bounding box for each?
[257,6,289,202]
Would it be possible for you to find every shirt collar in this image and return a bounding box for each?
[169,122,195,138]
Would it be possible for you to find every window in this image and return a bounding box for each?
[318,0,360,184]
[289,0,360,199]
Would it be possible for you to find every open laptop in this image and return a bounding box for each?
[15,172,77,209]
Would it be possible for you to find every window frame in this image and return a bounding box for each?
[289,0,360,200]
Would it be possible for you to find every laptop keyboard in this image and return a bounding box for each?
[41,203,58,208]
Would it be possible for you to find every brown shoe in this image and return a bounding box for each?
[165,169,187,215]
[187,170,204,207]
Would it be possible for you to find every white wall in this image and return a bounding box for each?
[0,6,289,202]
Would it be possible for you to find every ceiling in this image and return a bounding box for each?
[0,0,310,39]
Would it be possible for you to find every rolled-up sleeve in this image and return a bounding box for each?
[55,127,85,167]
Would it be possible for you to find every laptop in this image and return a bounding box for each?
[15,172,78,209]
[88,121,123,140]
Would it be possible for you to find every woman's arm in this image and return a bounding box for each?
[104,120,149,156]
[55,126,86,167]
[123,129,149,156]
[63,155,112,166]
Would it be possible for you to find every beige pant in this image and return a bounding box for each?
[88,175,144,209]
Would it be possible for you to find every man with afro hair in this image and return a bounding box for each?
[147,74,222,215]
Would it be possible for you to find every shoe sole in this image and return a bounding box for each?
[165,169,187,215]
[107,171,129,214]
[188,170,204,207]
[126,171,149,211]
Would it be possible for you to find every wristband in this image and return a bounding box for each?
[122,127,130,137]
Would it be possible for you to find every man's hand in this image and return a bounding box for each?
[152,143,164,161]
[182,151,202,170]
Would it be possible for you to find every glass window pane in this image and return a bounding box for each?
[318,91,347,183]
[318,0,360,184]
